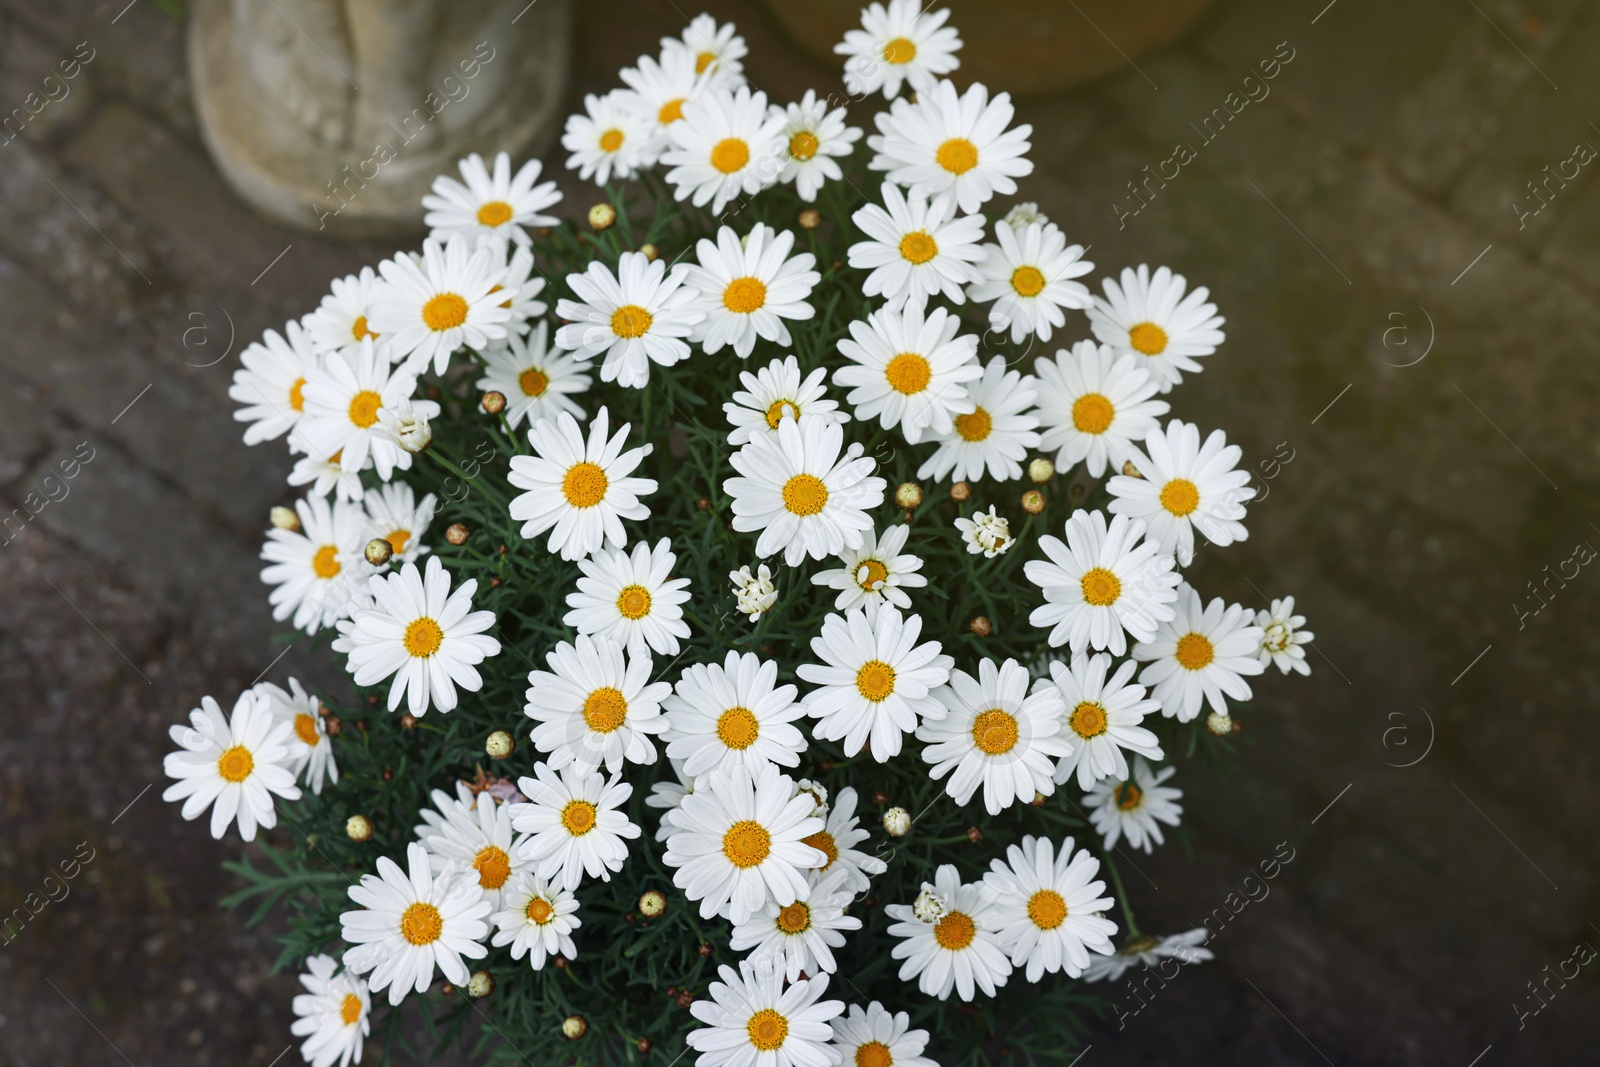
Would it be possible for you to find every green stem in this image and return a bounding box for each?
[1102,853,1142,938]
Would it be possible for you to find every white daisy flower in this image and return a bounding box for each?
[1084,755,1182,854]
[1083,928,1212,983]
[730,563,780,622]
[848,183,985,311]
[983,835,1117,981]
[664,650,808,778]
[666,14,749,86]
[662,85,785,214]
[1087,264,1225,393]
[554,250,704,389]
[968,221,1093,343]
[373,399,433,455]
[524,633,670,773]
[254,676,338,795]
[835,0,962,100]
[954,506,1013,558]
[1002,201,1047,229]
[801,785,886,894]
[340,842,491,1006]
[868,80,1032,214]
[835,301,981,444]
[290,954,370,1067]
[512,762,641,891]
[508,407,658,562]
[726,414,886,566]
[475,322,591,430]
[371,235,513,375]
[773,89,863,201]
[725,355,849,447]
[685,222,820,358]
[490,872,580,969]
[1024,509,1181,656]
[917,657,1072,815]
[1047,652,1163,791]
[830,1002,936,1067]
[663,762,826,925]
[563,538,691,658]
[162,691,300,842]
[344,555,502,716]
[1132,583,1265,722]
[306,267,383,360]
[287,448,368,504]
[492,242,549,335]
[1108,420,1255,566]
[619,50,708,160]
[1256,596,1314,675]
[686,960,844,1067]
[799,606,953,762]
[563,89,653,185]
[730,868,862,981]
[414,782,531,911]
[260,495,369,635]
[329,583,375,658]
[647,759,696,843]
[811,523,926,617]
[297,339,426,482]
[230,319,320,445]
[916,356,1039,483]
[361,481,436,564]
[422,151,561,250]
[886,863,1011,1001]
[1033,342,1169,479]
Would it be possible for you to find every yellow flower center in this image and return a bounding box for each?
[782,473,829,516]
[898,231,938,264]
[855,659,896,702]
[422,293,469,332]
[518,367,549,397]
[722,819,772,869]
[288,376,307,412]
[351,315,375,341]
[882,36,916,63]
[747,1008,789,1051]
[611,304,654,339]
[1160,478,1200,517]
[856,558,889,591]
[856,1041,894,1067]
[777,901,811,934]
[1080,567,1121,607]
[599,128,624,153]
[695,51,716,74]
[1128,322,1169,355]
[384,528,412,556]
[884,352,932,395]
[216,745,254,783]
[347,390,383,429]
[1115,783,1143,811]
[1028,889,1068,930]
[711,137,750,174]
[561,799,598,835]
[1070,701,1109,739]
[971,708,1019,755]
[616,585,652,620]
[312,545,342,580]
[802,830,839,869]
[723,276,767,314]
[765,399,799,428]
[582,687,629,733]
[339,993,362,1025]
[293,713,321,746]
[403,617,444,658]
[562,462,609,508]
[1175,632,1215,671]
[1071,393,1114,434]
[473,845,512,890]
[716,706,760,750]
[526,896,555,924]
[789,130,819,160]
[400,901,443,945]
[936,137,979,175]
[955,407,992,442]
[659,98,686,124]
[933,911,976,950]
[476,200,514,227]
[1011,265,1046,297]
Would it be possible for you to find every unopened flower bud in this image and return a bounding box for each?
[1028,457,1055,483]
[481,390,506,415]
[270,506,300,531]
[1122,460,1143,478]
[949,481,971,502]
[883,806,911,837]
[1206,712,1233,736]
[894,482,923,509]
[589,203,617,230]
[563,1015,588,1040]
[969,615,992,636]
[638,890,667,918]
[364,538,394,566]
[1021,489,1045,514]
[966,826,984,844]
[468,971,494,998]
[400,713,418,730]
[798,208,821,230]
[640,243,660,261]
[445,523,469,546]
[486,730,515,758]
[345,814,373,842]
[1030,792,1048,808]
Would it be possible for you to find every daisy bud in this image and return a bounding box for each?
[269,505,300,531]
[883,806,911,837]
[698,943,712,957]
[364,538,394,566]
[798,208,821,230]
[481,390,507,415]
[638,890,667,918]
[554,956,567,969]
[966,826,984,843]
[563,1015,588,1040]
[894,481,923,509]
[1028,457,1055,483]
[872,791,889,806]
[485,730,514,758]
[445,523,469,545]
[640,243,660,261]
[638,1038,653,1053]
[440,983,454,996]
[345,814,373,842]
[1021,489,1045,515]
[1030,792,1048,808]
[1206,712,1233,736]
[969,615,992,636]
[696,496,712,511]
[1122,459,1143,478]
[588,203,617,230]
[911,883,946,922]
[676,990,694,1007]
[401,713,418,730]
[468,971,494,998]
[323,714,342,735]
[949,481,971,502]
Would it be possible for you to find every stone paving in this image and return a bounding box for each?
[3,0,1599,1064]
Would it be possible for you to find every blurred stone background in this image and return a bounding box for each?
[3,0,1599,1064]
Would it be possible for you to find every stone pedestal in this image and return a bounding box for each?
[189,0,571,238]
